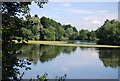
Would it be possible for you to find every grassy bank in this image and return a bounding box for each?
[13,40,68,44]
[13,40,120,48]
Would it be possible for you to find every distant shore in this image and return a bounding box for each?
[13,40,120,48]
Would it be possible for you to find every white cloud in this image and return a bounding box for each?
[58,12,117,31]
[62,3,71,7]
[67,9,93,14]
[75,13,117,30]
[66,9,108,14]
[91,20,101,24]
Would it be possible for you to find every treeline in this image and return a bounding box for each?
[12,14,120,45]
[12,14,97,41]
[13,15,79,41]
[40,16,78,40]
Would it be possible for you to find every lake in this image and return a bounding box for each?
[16,43,120,79]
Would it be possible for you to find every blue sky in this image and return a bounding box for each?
[29,2,118,31]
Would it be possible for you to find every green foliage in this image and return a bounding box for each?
[2,2,48,41]
[63,24,78,40]
[77,29,90,40]
[9,15,120,45]
[25,16,64,41]
[37,73,67,81]
[40,17,78,41]
[2,2,31,17]
[87,31,98,41]
[25,15,42,40]
[55,27,65,40]
[42,27,56,40]
[20,28,33,40]
[69,32,79,40]
[2,2,32,42]
[96,19,120,45]
[37,73,48,81]
[2,3,32,80]
[2,2,48,80]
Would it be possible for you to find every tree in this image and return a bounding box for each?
[21,28,33,40]
[2,2,48,41]
[40,17,76,41]
[42,27,56,41]
[96,19,120,45]
[78,29,90,40]
[55,27,65,40]
[2,2,31,41]
[25,14,42,40]
[69,32,79,40]
[2,1,48,80]
[87,31,97,41]
[63,24,78,40]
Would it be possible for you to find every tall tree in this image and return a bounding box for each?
[96,19,120,45]
[78,29,90,40]
[2,2,48,80]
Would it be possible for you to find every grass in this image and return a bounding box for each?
[13,40,120,48]
[13,40,68,44]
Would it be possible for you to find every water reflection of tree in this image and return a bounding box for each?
[18,44,77,64]
[98,48,120,68]
[79,47,120,68]
[79,46,91,50]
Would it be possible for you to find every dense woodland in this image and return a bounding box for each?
[10,14,120,45]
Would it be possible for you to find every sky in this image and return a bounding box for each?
[29,2,118,31]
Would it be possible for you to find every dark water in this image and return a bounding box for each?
[16,44,120,79]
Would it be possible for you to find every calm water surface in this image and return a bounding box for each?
[17,44,119,79]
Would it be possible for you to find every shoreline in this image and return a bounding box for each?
[13,40,120,48]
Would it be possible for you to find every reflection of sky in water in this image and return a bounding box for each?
[19,46,118,79]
